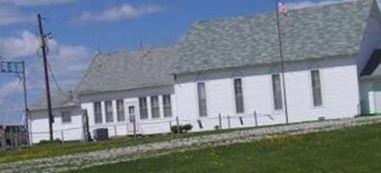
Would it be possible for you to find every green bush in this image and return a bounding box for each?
[356,113,381,117]
[36,139,62,146]
[171,124,193,134]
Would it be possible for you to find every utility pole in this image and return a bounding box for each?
[37,13,54,141]
[275,0,289,124]
[21,62,28,122]
[0,59,30,145]
[21,61,30,145]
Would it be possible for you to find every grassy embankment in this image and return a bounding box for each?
[74,123,381,173]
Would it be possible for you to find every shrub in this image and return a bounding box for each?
[36,139,62,146]
[171,124,193,134]
[356,113,381,117]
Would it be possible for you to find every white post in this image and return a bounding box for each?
[114,126,117,137]
[227,115,231,129]
[169,121,172,132]
[61,130,64,142]
[218,114,222,130]
[176,116,180,134]
[126,123,128,135]
[29,120,33,146]
[133,116,137,139]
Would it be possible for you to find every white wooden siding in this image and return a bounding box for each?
[28,107,82,144]
[175,56,359,131]
[80,86,176,137]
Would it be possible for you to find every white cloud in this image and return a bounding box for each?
[0,31,93,123]
[0,31,40,57]
[75,4,165,24]
[286,0,353,9]
[48,45,92,87]
[0,0,76,6]
[0,7,31,26]
[0,80,22,100]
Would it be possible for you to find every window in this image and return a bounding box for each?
[94,102,102,124]
[139,97,148,119]
[197,82,208,117]
[163,95,172,117]
[311,70,323,106]
[272,74,283,110]
[61,111,71,123]
[116,100,125,122]
[105,101,114,123]
[234,78,244,113]
[151,96,160,119]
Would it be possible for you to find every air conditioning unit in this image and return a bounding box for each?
[93,128,109,141]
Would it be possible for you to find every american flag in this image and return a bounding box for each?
[278,2,289,16]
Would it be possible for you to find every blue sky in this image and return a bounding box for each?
[0,0,349,124]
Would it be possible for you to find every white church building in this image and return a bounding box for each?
[28,0,381,143]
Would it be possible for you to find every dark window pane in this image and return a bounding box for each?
[61,111,71,123]
[116,100,125,122]
[197,82,208,117]
[129,106,135,121]
[234,78,244,113]
[272,74,283,110]
[311,70,323,106]
[94,102,102,124]
[163,95,172,117]
[105,101,114,123]
[139,97,148,119]
[151,96,160,118]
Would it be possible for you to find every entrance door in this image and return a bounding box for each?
[128,106,135,122]
[127,106,137,134]
[373,82,381,113]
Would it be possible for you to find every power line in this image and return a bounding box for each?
[47,60,66,96]
[33,17,69,98]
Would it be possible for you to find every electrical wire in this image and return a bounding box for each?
[47,60,67,96]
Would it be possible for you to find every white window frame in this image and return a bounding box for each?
[151,95,160,119]
[94,102,103,124]
[309,69,325,108]
[233,78,245,114]
[162,94,172,118]
[139,97,149,120]
[105,100,114,123]
[116,99,125,122]
[271,73,284,111]
[196,81,208,117]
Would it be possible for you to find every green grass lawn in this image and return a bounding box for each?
[73,123,381,173]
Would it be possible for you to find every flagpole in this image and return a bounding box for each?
[275,0,289,124]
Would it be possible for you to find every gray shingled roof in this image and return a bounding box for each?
[77,46,177,95]
[173,0,373,74]
[361,49,381,76]
[29,91,78,112]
